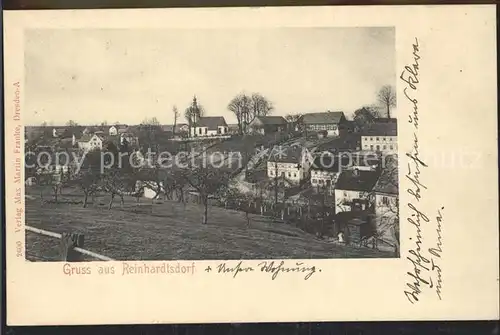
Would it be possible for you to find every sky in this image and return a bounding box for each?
[24,27,395,126]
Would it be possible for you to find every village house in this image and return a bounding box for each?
[361,121,398,153]
[333,169,380,214]
[249,116,288,135]
[310,155,345,194]
[108,124,128,136]
[190,116,228,137]
[310,152,380,194]
[300,111,347,137]
[267,146,314,184]
[119,132,139,147]
[77,134,104,151]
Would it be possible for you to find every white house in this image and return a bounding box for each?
[109,124,128,136]
[300,111,347,137]
[361,121,398,154]
[77,134,103,151]
[267,146,314,184]
[190,117,228,137]
[333,169,380,214]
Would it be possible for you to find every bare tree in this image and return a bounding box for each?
[74,168,101,208]
[250,93,274,119]
[172,105,179,137]
[228,93,251,135]
[66,120,79,127]
[182,166,230,224]
[228,92,273,135]
[377,85,396,119]
[141,117,161,126]
[100,169,131,209]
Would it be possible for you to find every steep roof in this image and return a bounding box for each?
[301,111,345,125]
[252,115,287,126]
[197,116,227,130]
[268,146,303,164]
[363,122,398,136]
[335,170,380,192]
[316,133,361,152]
[373,154,398,194]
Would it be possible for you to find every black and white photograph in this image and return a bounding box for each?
[23,27,399,262]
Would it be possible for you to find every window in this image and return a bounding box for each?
[376,145,380,151]
[281,172,285,177]
[389,138,392,141]
[198,128,202,135]
[383,145,387,150]
[370,145,374,151]
[312,179,317,184]
[382,196,389,205]
[390,145,393,150]
[319,179,323,184]
[270,170,274,176]
[293,173,297,177]
[370,137,373,141]
[376,137,380,141]
[288,172,291,177]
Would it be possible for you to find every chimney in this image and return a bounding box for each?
[53,128,57,137]
[72,134,76,146]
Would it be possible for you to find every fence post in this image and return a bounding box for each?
[60,232,85,262]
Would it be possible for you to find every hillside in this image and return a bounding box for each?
[24,191,392,261]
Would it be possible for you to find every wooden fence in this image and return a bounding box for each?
[25,225,115,261]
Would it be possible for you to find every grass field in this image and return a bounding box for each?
[25,187,393,261]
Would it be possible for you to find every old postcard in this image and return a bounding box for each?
[3,5,498,325]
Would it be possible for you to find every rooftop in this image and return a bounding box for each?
[197,116,228,130]
[251,115,287,126]
[362,122,398,137]
[268,146,303,164]
[335,170,380,192]
[301,111,345,125]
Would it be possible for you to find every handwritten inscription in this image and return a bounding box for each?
[401,38,444,304]
[209,260,320,280]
